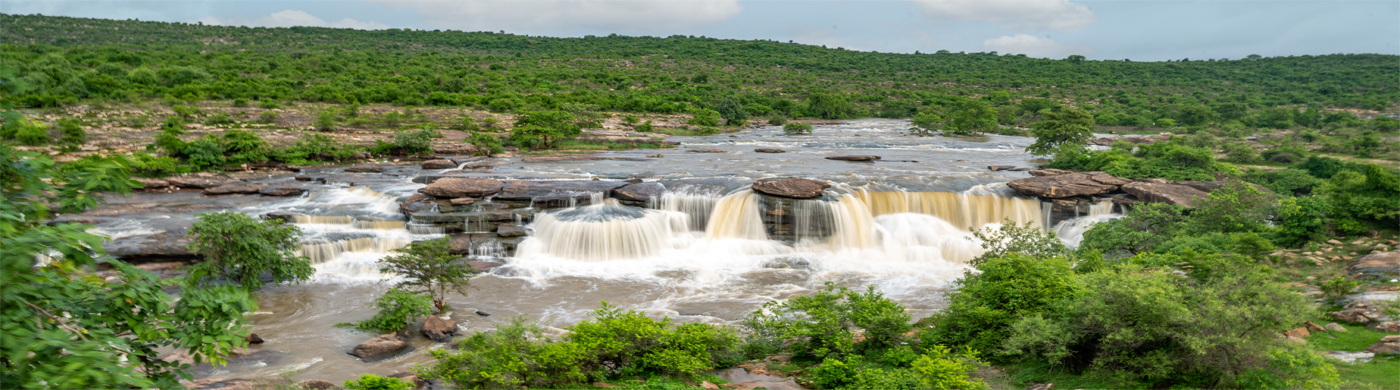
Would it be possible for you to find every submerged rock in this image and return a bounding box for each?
[244,333,264,344]
[203,183,265,195]
[825,155,880,161]
[754,148,786,153]
[345,165,384,173]
[751,177,830,199]
[133,177,170,189]
[419,178,505,198]
[689,149,726,153]
[259,187,307,197]
[350,333,408,362]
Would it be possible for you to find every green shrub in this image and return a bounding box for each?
[745,283,910,360]
[689,108,721,127]
[220,129,270,166]
[393,129,436,155]
[1273,196,1332,247]
[182,136,226,171]
[1316,163,1400,227]
[1003,262,1310,388]
[1186,180,1275,234]
[129,151,189,177]
[151,117,188,155]
[1319,276,1358,305]
[969,221,1070,266]
[1222,142,1261,163]
[467,131,504,156]
[258,110,279,123]
[315,110,337,132]
[280,133,361,163]
[1079,202,1189,256]
[809,346,987,390]
[768,116,788,126]
[419,317,587,389]
[622,115,640,124]
[1235,346,1341,390]
[184,210,313,290]
[344,288,433,333]
[783,122,813,135]
[922,253,1079,360]
[204,113,234,126]
[1242,168,1322,196]
[15,120,49,145]
[232,98,248,107]
[257,100,279,109]
[56,118,85,149]
[343,374,414,390]
[636,120,654,132]
[909,112,941,136]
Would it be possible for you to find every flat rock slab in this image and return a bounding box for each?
[133,177,170,189]
[987,165,1016,171]
[344,165,384,173]
[754,148,786,153]
[825,155,880,162]
[752,177,830,199]
[1007,172,1126,198]
[1121,181,1209,207]
[204,183,266,195]
[260,187,307,197]
[689,149,727,153]
[496,225,527,237]
[1029,169,1073,177]
[1347,251,1399,278]
[421,159,457,169]
[420,178,506,198]
[350,333,408,362]
[167,176,236,189]
[495,180,630,201]
[612,182,666,202]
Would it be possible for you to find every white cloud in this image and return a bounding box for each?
[908,0,1097,32]
[369,0,742,33]
[193,10,389,30]
[982,34,1093,58]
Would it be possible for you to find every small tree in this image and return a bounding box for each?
[467,131,504,156]
[344,288,433,333]
[56,118,86,151]
[946,100,999,135]
[378,237,474,313]
[783,122,813,135]
[717,96,749,124]
[315,109,337,132]
[1026,108,1096,156]
[689,108,722,127]
[510,110,580,149]
[186,211,314,290]
[909,112,942,136]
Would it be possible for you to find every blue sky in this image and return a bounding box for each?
[5,0,1397,61]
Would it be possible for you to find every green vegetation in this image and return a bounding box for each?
[343,288,434,334]
[185,210,314,290]
[343,374,416,390]
[377,237,474,313]
[783,122,813,135]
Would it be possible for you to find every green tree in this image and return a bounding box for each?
[55,118,86,150]
[345,288,433,333]
[1,144,254,389]
[783,122,813,135]
[946,100,999,135]
[467,131,504,156]
[717,96,749,124]
[909,112,942,136]
[315,109,337,131]
[185,211,314,290]
[1026,108,1095,156]
[378,237,474,313]
[510,110,580,149]
[689,108,722,127]
[807,93,856,120]
[344,374,416,390]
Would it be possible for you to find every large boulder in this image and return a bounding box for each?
[350,333,408,362]
[1365,335,1400,354]
[300,379,337,390]
[825,155,880,162]
[420,316,458,342]
[1347,251,1399,278]
[752,177,830,199]
[1120,182,1209,207]
[421,159,458,169]
[1006,172,1125,198]
[1331,301,1386,324]
[612,182,666,202]
[419,178,505,198]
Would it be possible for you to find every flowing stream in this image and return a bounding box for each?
[83,119,1124,383]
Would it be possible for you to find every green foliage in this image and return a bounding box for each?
[1188,180,1275,234]
[923,253,1079,360]
[281,133,362,163]
[1080,202,1189,255]
[717,96,748,123]
[343,374,416,390]
[378,237,473,313]
[636,120,655,132]
[810,346,988,390]
[689,108,722,127]
[345,288,433,333]
[622,115,640,124]
[968,221,1071,266]
[152,116,188,155]
[315,109,337,131]
[511,110,581,149]
[2,142,251,389]
[1316,163,1400,226]
[232,97,248,107]
[1026,108,1095,156]
[1050,140,1231,181]
[1003,262,1313,388]
[767,116,788,126]
[1222,142,1262,163]
[745,283,911,360]
[1274,196,1333,247]
[1235,346,1342,390]
[14,119,49,145]
[467,131,505,156]
[783,122,813,135]
[55,118,85,149]
[129,151,190,176]
[204,112,234,126]
[392,128,436,155]
[946,100,998,135]
[257,100,280,109]
[1319,276,1359,304]
[807,93,855,120]
[1242,168,1323,196]
[420,304,740,388]
[181,135,227,171]
[909,112,942,136]
[258,110,279,123]
[221,129,271,165]
[185,210,313,290]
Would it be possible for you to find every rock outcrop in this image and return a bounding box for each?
[612,182,665,202]
[133,177,170,189]
[754,148,786,153]
[344,165,384,173]
[419,178,505,198]
[1120,181,1210,207]
[1347,251,1399,278]
[1006,172,1125,198]
[752,177,830,199]
[203,183,266,195]
[259,187,307,197]
[1365,335,1400,354]
[350,333,408,362]
[421,159,457,169]
[167,176,235,189]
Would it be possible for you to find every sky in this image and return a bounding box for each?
[4,0,1397,61]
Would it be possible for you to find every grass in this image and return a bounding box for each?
[1304,319,1392,351]
[1334,357,1400,390]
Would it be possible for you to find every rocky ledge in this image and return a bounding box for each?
[1007,169,1268,208]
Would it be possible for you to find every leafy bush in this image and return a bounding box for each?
[14,119,49,145]
[1235,346,1341,390]
[220,129,270,166]
[467,131,504,156]
[182,136,226,171]
[343,374,415,390]
[1319,276,1358,304]
[232,98,248,107]
[1187,180,1275,234]
[689,108,721,127]
[783,122,813,135]
[257,100,279,109]
[510,110,581,149]
[1242,168,1322,196]
[1273,196,1332,247]
[1316,163,1400,227]
[810,346,988,390]
[1051,140,1231,181]
[345,288,433,333]
[636,120,654,132]
[922,253,1079,360]
[129,151,190,176]
[393,128,436,155]
[768,116,788,125]
[315,109,337,131]
[258,110,279,123]
[185,210,313,290]
[378,237,472,313]
[909,112,941,136]
[1026,108,1095,157]
[204,113,234,126]
[745,283,911,360]
[420,304,739,388]
[1003,262,1311,388]
[1079,202,1189,255]
[969,221,1070,265]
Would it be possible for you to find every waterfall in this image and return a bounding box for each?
[1053,201,1120,248]
[292,215,355,225]
[659,192,721,232]
[705,190,768,241]
[515,199,689,262]
[854,188,1044,230]
[874,213,986,263]
[299,237,412,264]
[352,220,407,230]
[787,194,878,251]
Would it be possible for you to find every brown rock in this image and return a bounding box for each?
[345,165,384,173]
[612,182,665,202]
[690,148,726,153]
[167,176,235,189]
[421,159,457,169]
[701,381,720,390]
[133,177,170,189]
[1306,321,1326,332]
[755,148,786,153]
[419,178,505,198]
[825,155,880,161]
[1120,182,1209,207]
[752,177,831,199]
[497,225,527,237]
[300,379,337,390]
[387,372,425,388]
[450,197,476,205]
[1283,327,1310,338]
[1007,172,1120,198]
[1325,323,1348,332]
[1368,321,1400,333]
[204,183,266,195]
[1346,251,1399,278]
[1365,339,1400,354]
[420,316,458,342]
[460,160,510,169]
[988,165,1016,171]
[1028,169,1072,177]
[244,333,264,344]
[1110,193,1139,205]
[594,383,620,388]
[260,187,308,197]
[350,333,408,362]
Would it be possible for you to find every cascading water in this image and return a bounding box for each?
[659,192,721,232]
[705,190,769,241]
[874,213,986,263]
[515,199,690,262]
[854,187,1044,230]
[1053,201,1120,247]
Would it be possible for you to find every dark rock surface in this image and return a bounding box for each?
[203,183,265,195]
[612,182,666,202]
[1347,251,1399,278]
[825,155,880,162]
[754,148,786,153]
[1120,182,1209,207]
[420,316,458,342]
[259,187,307,197]
[344,165,384,173]
[496,225,527,237]
[419,178,505,198]
[1006,172,1123,198]
[751,177,831,199]
[167,176,236,189]
[494,180,630,201]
